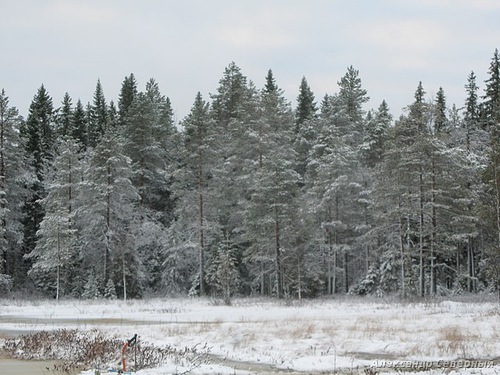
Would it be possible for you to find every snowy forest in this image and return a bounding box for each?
[1,49,500,301]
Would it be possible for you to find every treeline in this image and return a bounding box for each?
[1,50,500,301]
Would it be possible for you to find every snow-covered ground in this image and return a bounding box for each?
[0,297,499,374]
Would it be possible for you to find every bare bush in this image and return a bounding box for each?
[2,329,211,373]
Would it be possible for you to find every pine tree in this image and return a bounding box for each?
[338,66,369,125]
[306,100,362,294]
[26,137,82,300]
[78,129,140,299]
[176,92,213,296]
[459,73,485,293]
[244,70,300,298]
[208,62,259,294]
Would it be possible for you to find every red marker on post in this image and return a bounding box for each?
[121,334,137,372]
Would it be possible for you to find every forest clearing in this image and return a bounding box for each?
[1,297,499,374]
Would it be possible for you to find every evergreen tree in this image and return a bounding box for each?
[122,82,174,293]
[361,100,392,167]
[108,100,118,127]
[206,233,239,304]
[104,278,117,299]
[338,66,369,125]
[208,62,259,292]
[306,97,363,294]
[464,71,480,152]
[482,48,500,133]
[20,85,55,278]
[118,73,138,127]
[244,70,300,298]
[87,79,108,147]
[0,90,32,284]
[22,84,55,179]
[370,83,475,297]
[82,273,101,299]
[295,76,317,129]
[434,87,448,133]
[482,49,500,295]
[175,92,214,296]
[26,137,82,300]
[294,76,318,178]
[72,99,88,147]
[56,93,73,137]
[78,129,140,299]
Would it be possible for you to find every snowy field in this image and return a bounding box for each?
[0,297,499,374]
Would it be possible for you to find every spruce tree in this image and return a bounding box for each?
[118,73,138,127]
[295,76,317,129]
[0,90,32,284]
[72,99,88,148]
[434,87,448,133]
[122,82,174,293]
[21,85,55,278]
[294,76,318,178]
[464,71,480,152]
[482,48,500,133]
[361,100,392,167]
[482,49,500,294]
[56,93,73,137]
[87,79,108,147]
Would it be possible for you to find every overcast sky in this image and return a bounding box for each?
[1,0,499,122]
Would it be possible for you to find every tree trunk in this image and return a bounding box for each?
[493,149,500,248]
[198,161,205,296]
[343,251,349,294]
[275,205,283,299]
[419,165,425,298]
[467,238,474,292]
[297,259,302,300]
[56,226,61,302]
[122,248,127,301]
[104,165,111,290]
[430,158,436,296]
[399,216,405,299]
[0,110,6,275]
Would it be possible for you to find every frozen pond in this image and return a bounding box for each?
[1,298,499,374]
[0,357,76,375]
